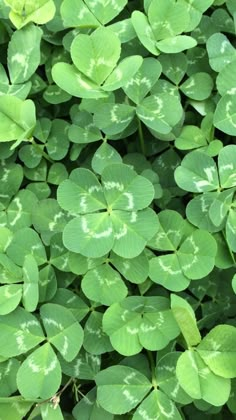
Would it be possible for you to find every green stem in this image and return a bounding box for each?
[36,377,73,408]
[147,351,157,389]
[30,138,53,163]
[138,119,146,156]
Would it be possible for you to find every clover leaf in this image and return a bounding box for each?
[5,0,56,29]
[133,389,182,420]
[197,324,236,378]
[95,365,152,414]
[132,0,197,55]
[52,27,143,99]
[0,95,36,143]
[175,146,236,252]
[16,342,61,400]
[57,163,158,258]
[176,349,231,406]
[149,210,217,291]
[102,296,179,355]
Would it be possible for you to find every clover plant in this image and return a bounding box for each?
[0,0,236,418]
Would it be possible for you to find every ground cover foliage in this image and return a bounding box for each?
[0,0,236,418]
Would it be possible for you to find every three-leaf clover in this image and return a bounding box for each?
[175,145,236,251]
[148,210,217,291]
[52,27,143,99]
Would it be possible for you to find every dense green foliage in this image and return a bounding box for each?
[0,0,236,418]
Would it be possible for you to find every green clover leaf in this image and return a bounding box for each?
[52,27,143,99]
[57,163,158,258]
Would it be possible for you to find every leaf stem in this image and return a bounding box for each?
[138,119,146,156]
[36,377,74,408]
[147,350,157,389]
[30,138,53,163]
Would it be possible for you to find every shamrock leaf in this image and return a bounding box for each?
[95,365,152,414]
[149,211,217,291]
[57,164,157,258]
[156,352,193,404]
[123,57,162,104]
[16,343,61,399]
[103,296,179,355]
[132,0,197,54]
[7,23,42,84]
[133,389,182,420]
[5,0,56,29]
[171,294,201,347]
[40,303,84,362]
[176,349,231,406]
[136,93,183,134]
[52,27,143,99]
[81,262,128,305]
[197,324,236,378]
[0,307,44,357]
[0,95,36,143]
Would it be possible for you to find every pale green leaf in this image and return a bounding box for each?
[92,143,122,175]
[71,28,121,85]
[148,0,190,39]
[214,95,236,135]
[6,0,56,29]
[0,285,22,315]
[0,307,44,357]
[111,208,158,258]
[176,350,231,405]
[180,72,213,100]
[133,389,182,420]
[16,343,61,399]
[6,227,47,266]
[95,365,152,414]
[0,398,33,420]
[40,303,84,362]
[158,52,187,84]
[93,104,135,136]
[131,11,160,55]
[148,210,185,251]
[197,324,236,378]
[52,63,107,99]
[82,263,127,305]
[83,312,113,355]
[63,213,113,258]
[110,251,149,284]
[137,93,183,134]
[57,168,106,214]
[156,352,193,404]
[103,56,143,91]
[0,95,36,142]
[84,0,127,25]
[123,57,162,104]
[60,0,100,27]
[207,33,236,72]
[156,36,197,54]
[7,23,42,84]
[102,164,155,210]
[218,145,236,188]
[174,151,219,192]
[171,294,201,347]
[216,59,236,96]
[149,253,190,292]
[40,403,64,420]
[178,230,217,279]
